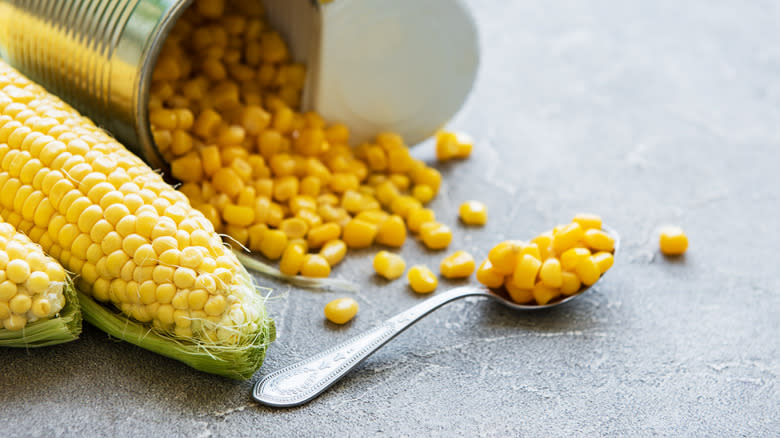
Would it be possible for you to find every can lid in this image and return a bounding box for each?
[311,0,479,145]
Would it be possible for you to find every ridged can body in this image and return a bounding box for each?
[0,0,193,170]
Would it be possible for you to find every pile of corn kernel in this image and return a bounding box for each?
[477,214,615,305]
[148,0,467,279]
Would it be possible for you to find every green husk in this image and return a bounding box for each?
[0,277,82,348]
[79,267,275,380]
[234,250,358,292]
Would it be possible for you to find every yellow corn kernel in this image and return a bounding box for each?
[440,250,475,279]
[406,208,436,234]
[374,181,400,207]
[458,201,487,226]
[390,195,422,219]
[531,231,554,260]
[512,254,542,290]
[487,240,523,275]
[273,176,299,202]
[504,276,533,304]
[342,219,378,249]
[539,258,563,288]
[170,154,203,183]
[560,247,590,271]
[375,215,406,247]
[584,229,615,252]
[247,223,268,252]
[212,167,244,198]
[300,254,331,278]
[560,271,582,296]
[412,166,442,193]
[476,259,504,289]
[324,297,358,324]
[303,222,338,248]
[258,229,288,260]
[552,222,585,254]
[279,217,309,239]
[411,184,435,204]
[592,251,614,273]
[319,239,346,266]
[532,282,561,306]
[222,204,255,227]
[355,210,389,225]
[329,172,359,194]
[279,243,306,276]
[572,213,602,230]
[519,243,541,260]
[373,251,406,280]
[401,265,436,294]
[419,222,452,250]
[659,226,688,256]
[575,256,601,286]
[435,131,459,161]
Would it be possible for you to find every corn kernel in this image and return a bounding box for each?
[487,240,523,275]
[324,297,358,324]
[552,222,585,254]
[279,243,306,276]
[458,201,487,226]
[592,251,614,273]
[504,276,533,304]
[659,226,688,256]
[531,231,554,260]
[519,243,541,260]
[258,229,288,260]
[390,195,422,219]
[572,213,602,230]
[584,229,615,252]
[440,250,475,279]
[407,265,437,294]
[532,282,561,306]
[419,222,452,250]
[539,258,563,288]
[575,255,601,286]
[560,247,590,271]
[512,254,542,290]
[373,251,406,280]
[476,259,504,289]
[342,219,377,249]
[375,215,406,247]
[319,239,347,266]
[560,272,582,296]
[279,217,309,239]
[406,208,436,233]
[300,254,331,278]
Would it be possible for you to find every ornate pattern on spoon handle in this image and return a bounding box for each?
[253,286,490,407]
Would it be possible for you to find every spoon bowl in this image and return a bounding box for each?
[254,227,619,408]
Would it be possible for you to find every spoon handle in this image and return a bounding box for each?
[253,285,490,407]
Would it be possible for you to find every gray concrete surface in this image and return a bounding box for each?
[2,0,779,436]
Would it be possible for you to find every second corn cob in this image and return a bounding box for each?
[0,59,273,378]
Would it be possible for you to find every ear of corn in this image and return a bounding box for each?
[0,217,81,347]
[0,60,274,379]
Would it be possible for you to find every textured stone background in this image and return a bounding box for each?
[2,0,779,436]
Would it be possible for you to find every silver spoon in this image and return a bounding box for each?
[253,227,619,407]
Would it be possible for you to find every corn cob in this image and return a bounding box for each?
[0,60,274,379]
[0,216,80,347]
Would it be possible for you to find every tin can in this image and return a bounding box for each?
[0,0,192,170]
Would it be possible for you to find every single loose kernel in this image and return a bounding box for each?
[279,243,306,276]
[407,265,437,294]
[342,218,378,248]
[458,201,487,225]
[560,271,582,295]
[659,226,688,256]
[373,251,406,280]
[324,297,358,324]
[406,208,436,233]
[560,247,590,271]
[592,251,614,273]
[552,223,584,254]
[476,259,504,288]
[439,250,475,279]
